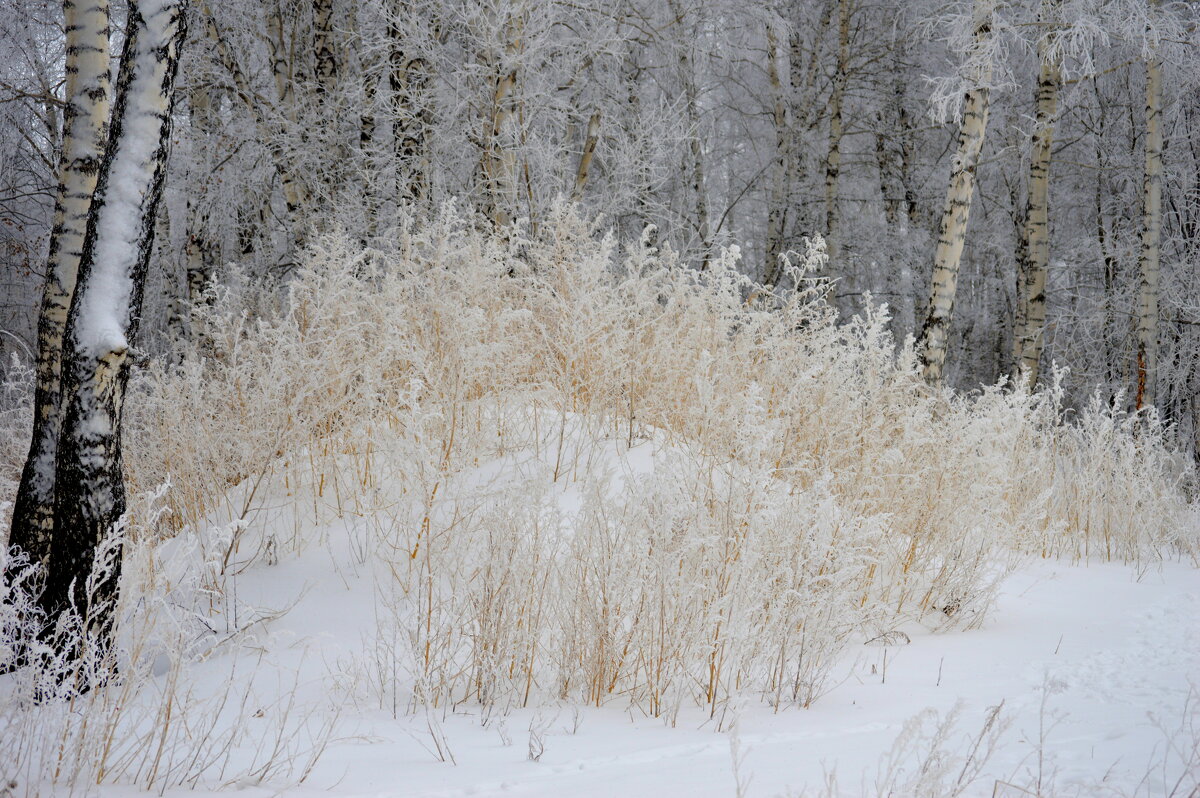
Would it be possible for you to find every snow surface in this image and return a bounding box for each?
[106,562,1196,798]
[93,425,1200,797]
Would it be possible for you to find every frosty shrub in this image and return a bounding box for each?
[0,354,32,532]
[121,205,1194,713]
[0,485,337,795]
[0,205,1195,792]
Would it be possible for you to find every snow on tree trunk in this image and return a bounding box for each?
[1137,54,1162,410]
[764,25,789,286]
[917,0,994,386]
[40,0,186,653]
[9,0,112,569]
[1014,1,1062,388]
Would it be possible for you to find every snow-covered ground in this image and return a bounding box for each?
[96,427,1196,798]
[9,415,1195,798]
[119,555,1195,798]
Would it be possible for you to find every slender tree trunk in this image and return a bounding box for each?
[1013,0,1061,387]
[1008,171,1028,372]
[917,0,993,386]
[313,0,338,96]
[786,3,833,258]
[571,110,601,203]
[681,46,710,263]
[8,0,112,568]
[618,42,652,241]
[1137,53,1162,410]
[388,1,429,204]
[40,0,186,657]
[874,110,904,229]
[481,12,521,229]
[764,25,789,286]
[263,4,309,219]
[875,48,909,230]
[201,0,308,244]
[900,97,919,227]
[184,86,215,308]
[824,0,850,265]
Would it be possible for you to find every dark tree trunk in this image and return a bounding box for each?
[39,0,187,669]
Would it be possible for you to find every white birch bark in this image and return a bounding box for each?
[682,45,709,263]
[1137,53,1162,409]
[480,12,521,229]
[9,0,111,566]
[824,0,850,264]
[199,1,308,221]
[388,0,430,204]
[1013,1,1062,387]
[313,0,338,96]
[42,0,186,651]
[764,25,789,286]
[917,0,994,386]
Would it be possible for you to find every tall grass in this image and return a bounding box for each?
[1,205,1195,792]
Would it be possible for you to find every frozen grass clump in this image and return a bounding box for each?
[1,205,1194,792]
[0,486,337,796]
[0,354,32,532]
[117,205,1195,716]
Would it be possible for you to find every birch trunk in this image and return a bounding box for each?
[388,1,429,204]
[680,46,709,261]
[313,0,338,96]
[764,25,789,286]
[824,0,850,264]
[876,46,910,233]
[184,87,215,309]
[786,4,833,259]
[263,4,309,218]
[571,110,601,203]
[200,2,308,227]
[917,0,993,386]
[1137,54,1162,409]
[1013,1,1061,387]
[41,0,186,654]
[481,13,521,229]
[9,0,111,568]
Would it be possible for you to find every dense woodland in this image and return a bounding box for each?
[0,0,1197,442]
[1,3,1200,795]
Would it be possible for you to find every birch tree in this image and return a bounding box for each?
[917,0,996,386]
[389,0,430,204]
[480,8,522,229]
[1137,46,1162,410]
[763,23,789,285]
[38,0,187,656]
[1012,0,1062,387]
[8,0,112,569]
[824,0,851,266]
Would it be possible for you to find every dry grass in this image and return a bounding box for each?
[1,204,1195,793]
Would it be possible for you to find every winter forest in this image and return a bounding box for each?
[1,0,1199,795]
